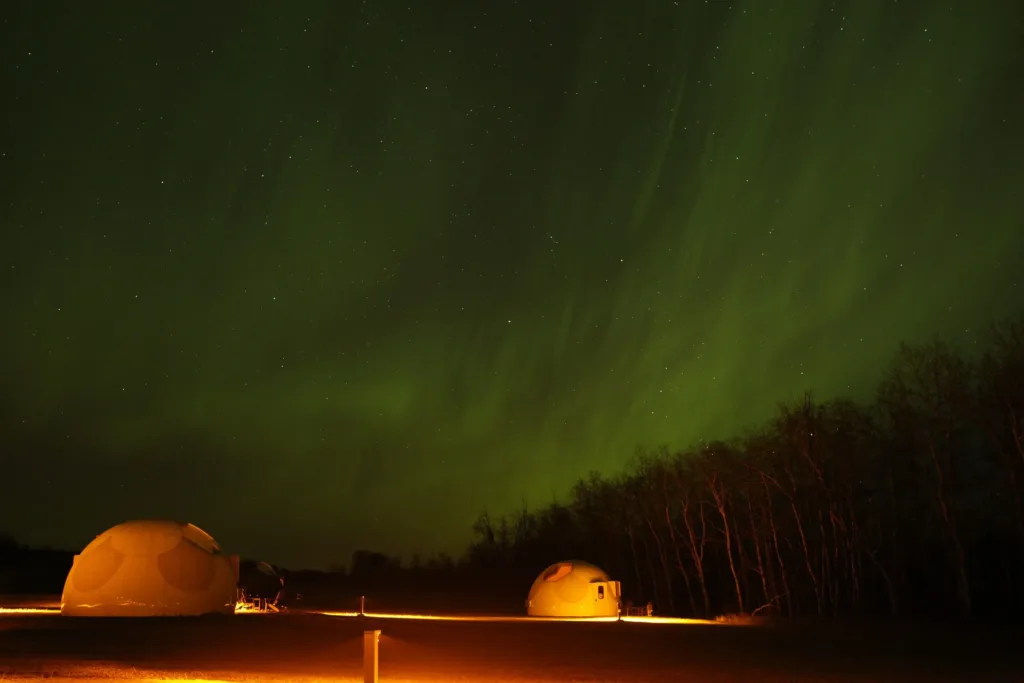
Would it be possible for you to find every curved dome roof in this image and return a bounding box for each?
[61,520,237,617]
[526,560,620,618]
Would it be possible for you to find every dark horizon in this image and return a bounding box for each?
[2,0,1022,572]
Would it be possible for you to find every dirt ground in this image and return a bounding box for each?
[1,605,1021,682]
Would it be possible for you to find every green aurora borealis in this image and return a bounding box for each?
[2,0,1021,569]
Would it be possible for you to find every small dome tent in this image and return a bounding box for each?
[526,560,621,618]
[61,520,238,617]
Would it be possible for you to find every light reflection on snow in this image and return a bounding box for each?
[318,610,724,626]
[0,603,733,626]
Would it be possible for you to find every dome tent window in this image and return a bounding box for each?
[543,563,573,582]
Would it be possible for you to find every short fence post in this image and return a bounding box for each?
[363,629,380,683]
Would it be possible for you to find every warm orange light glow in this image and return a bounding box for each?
[233,596,282,614]
[138,678,354,683]
[317,610,726,625]
[0,606,60,615]
[620,615,721,625]
[320,609,618,622]
[233,606,265,614]
[0,602,728,625]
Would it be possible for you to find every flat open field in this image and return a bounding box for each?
[1,604,1021,682]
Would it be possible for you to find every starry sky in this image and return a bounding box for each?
[1,0,1021,570]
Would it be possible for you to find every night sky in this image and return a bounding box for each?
[2,1,1021,570]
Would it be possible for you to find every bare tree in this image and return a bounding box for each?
[670,451,712,616]
[696,442,745,614]
[877,340,974,616]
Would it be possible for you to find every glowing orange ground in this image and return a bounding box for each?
[0,603,720,624]
[317,609,721,626]
[1,601,1021,682]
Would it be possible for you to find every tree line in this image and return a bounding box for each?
[3,312,1022,621]
[461,312,1024,621]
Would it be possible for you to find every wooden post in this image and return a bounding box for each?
[363,629,380,683]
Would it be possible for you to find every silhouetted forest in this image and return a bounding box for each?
[453,312,1024,621]
[0,535,74,594]
[3,312,1022,622]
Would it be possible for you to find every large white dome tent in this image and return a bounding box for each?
[526,560,621,618]
[61,520,239,617]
